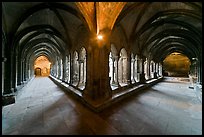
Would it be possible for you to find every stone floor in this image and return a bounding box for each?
[2,77,202,135]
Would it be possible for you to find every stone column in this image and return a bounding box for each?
[83,32,112,106]
[25,62,28,81]
[55,60,58,78]
[81,61,84,83]
[2,57,7,95]
[111,57,115,84]
[22,60,25,83]
[11,55,17,92]
[69,56,74,85]
[146,59,150,80]
[83,57,86,84]
[139,57,146,84]
[154,62,158,79]
[77,60,82,87]
[199,57,202,84]
[127,55,131,85]
[115,56,120,87]
[131,58,136,83]
[17,56,22,85]
[58,59,61,80]
[62,56,66,82]
[2,46,15,105]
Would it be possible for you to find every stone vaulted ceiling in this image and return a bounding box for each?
[2,2,202,63]
[76,2,126,34]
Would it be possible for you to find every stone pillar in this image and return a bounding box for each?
[77,60,82,87]
[111,57,115,84]
[61,59,63,80]
[17,56,21,85]
[58,59,61,79]
[21,61,25,83]
[13,55,17,91]
[146,59,150,80]
[199,57,202,84]
[68,56,71,83]
[2,57,7,95]
[127,55,131,85]
[132,58,136,83]
[69,56,74,85]
[83,57,86,84]
[2,44,15,105]
[139,57,146,84]
[115,56,120,87]
[83,32,112,106]
[82,61,85,83]
[62,56,66,82]
[24,62,27,82]
[197,58,202,84]
[154,62,158,79]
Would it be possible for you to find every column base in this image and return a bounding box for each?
[140,73,146,84]
[82,83,112,107]
[154,72,158,79]
[2,95,15,106]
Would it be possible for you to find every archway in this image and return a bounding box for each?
[35,68,41,76]
[163,52,191,77]
[34,56,51,77]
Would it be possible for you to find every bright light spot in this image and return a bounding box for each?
[97,35,103,40]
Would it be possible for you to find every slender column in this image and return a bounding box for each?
[17,55,21,85]
[115,56,120,87]
[2,57,7,94]
[122,58,124,83]
[77,60,81,87]
[139,57,146,83]
[12,55,17,91]
[82,61,85,83]
[68,57,71,83]
[132,58,136,83]
[154,62,158,79]
[83,57,86,84]
[157,63,159,76]
[60,59,63,80]
[69,57,74,85]
[62,56,66,82]
[199,57,202,84]
[127,56,131,85]
[58,59,61,79]
[146,60,150,80]
[111,57,115,84]
[55,60,58,78]
[135,56,139,82]
[21,61,25,83]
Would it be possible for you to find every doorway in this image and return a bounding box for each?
[34,56,51,77]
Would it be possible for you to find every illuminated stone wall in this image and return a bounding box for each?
[163,52,191,77]
[34,56,51,76]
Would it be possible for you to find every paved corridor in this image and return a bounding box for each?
[2,77,202,135]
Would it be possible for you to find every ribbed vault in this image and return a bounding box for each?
[2,2,202,108]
